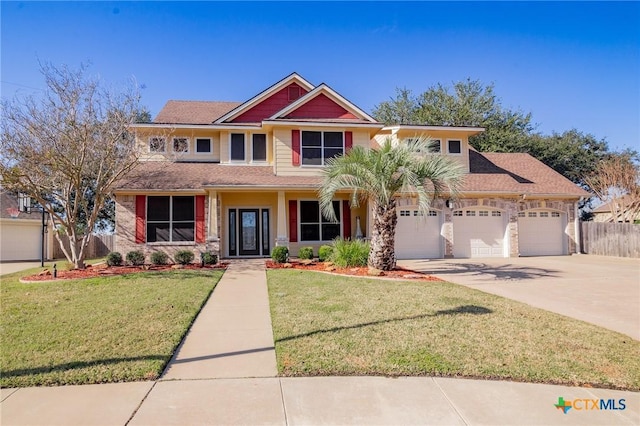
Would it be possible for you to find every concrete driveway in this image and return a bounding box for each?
[399,255,640,341]
[0,261,42,276]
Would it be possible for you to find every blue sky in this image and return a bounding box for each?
[2,1,639,151]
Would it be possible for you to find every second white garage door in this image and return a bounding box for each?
[453,209,507,258]
[395,208,442,259]
[518,210,566,256]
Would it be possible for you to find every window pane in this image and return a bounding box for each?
[322,200,341,222]
[262,210,270,254]
[173,138,189,152]
[322,224,340,241]
[173,223,195,242]
[302,148,322,165]
[324,148,343,160]
[172,196,194,221]
[229,210,236,255]
[147,222,170,242]
[231,134,245,160]
[301,224,320,241]
[252,134,267,161]
[300,201,320,223]
[150,137,165,152]
[324,132,343,148]
[302,131,321,147]
[429,140,441,153]
[196,138,211,153]
[448,140,461,154]
[147,196,170,221]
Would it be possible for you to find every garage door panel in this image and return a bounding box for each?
[0,221,42,261]
[395,209,442,259]
[453,209,506,258]
[518,211,566,256]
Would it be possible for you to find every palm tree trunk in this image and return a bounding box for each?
[368,200,397,271]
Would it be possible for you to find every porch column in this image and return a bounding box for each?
[207,190,220,255]
[275,190,289,247]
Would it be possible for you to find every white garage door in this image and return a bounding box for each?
[518,210,566,256]
[395,208,442,259]
[0,220,42,261]
[453,209,506,258]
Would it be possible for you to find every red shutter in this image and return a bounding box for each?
[342,200,351,239]
[292,130,300,166]
[345,131,353,152]
[135,195,146,244]
[195,195,205,243]
[289,200,298,243]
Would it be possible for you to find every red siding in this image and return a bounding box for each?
[342,200,351,239]
[292,130,300,166]
[231,83,309,122]
[289,200,298,243]
[286,94,357,119]
[345,131,353,152]
[135,195,146,244]
[195,195,205,243]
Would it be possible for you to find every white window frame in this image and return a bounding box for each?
[230,133,246,162]
[251,133,268,163]
[172,137,190,154]
[301,130,345,167]
[149,136,167,153]
[146,196,195,243]
[447,139,462,155]
[195,137,212,154]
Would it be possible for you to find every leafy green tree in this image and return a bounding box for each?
[318,137,464,271]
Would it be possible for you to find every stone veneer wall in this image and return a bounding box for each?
[115,194,210,263]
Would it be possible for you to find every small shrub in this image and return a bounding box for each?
[106,251,123,267]
[271,246,289,264]
[174,250,195,265]
[330,238,370,268]
[201,251,218,265]
[318,245,333,262]
[298,246,314,260]
[150,251,169,265]
[126,250,145,266]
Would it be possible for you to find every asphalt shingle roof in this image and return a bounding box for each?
[154,101,242,124]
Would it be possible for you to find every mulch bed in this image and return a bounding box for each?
[21,263,228,283]
[266,260,443,281]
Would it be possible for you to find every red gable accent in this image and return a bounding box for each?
[195,195,205,243]
[286,93,357,119]
[135,195,146,244]
[231,83,309,122]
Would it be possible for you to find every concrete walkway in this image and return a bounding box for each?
[2,258,639,425]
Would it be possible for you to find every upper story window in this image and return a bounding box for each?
[149,137,166,153]
[252,134,267,162]
[196,138,212,153]
[173,137,189,153]
[302,131,343,166]
[447,140,462,154]
[230,133,245,161]
[146,196,194,242]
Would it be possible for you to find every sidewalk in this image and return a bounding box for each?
[1,259,638,425]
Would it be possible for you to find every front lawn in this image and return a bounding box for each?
[1,268,223,387]
[267,269,640,390]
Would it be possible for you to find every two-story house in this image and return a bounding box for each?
[114,73,588,260]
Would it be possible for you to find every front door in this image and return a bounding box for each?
[229,208,270,256]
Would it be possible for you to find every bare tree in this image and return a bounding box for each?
[585,154,640,223]
[1,63,143,268]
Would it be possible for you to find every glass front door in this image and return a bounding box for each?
[229,208,270,256]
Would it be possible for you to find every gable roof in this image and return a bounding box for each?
[154,101,241,124]
[215,73,315,123]
[592,195,635,213]
[270,83,378,123]
[0,190,39,220]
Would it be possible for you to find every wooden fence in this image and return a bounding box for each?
[52,234,114,260]
[580,222,640,258]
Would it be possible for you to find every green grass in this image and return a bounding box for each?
[1,266,223,387]
[267,269,640,391]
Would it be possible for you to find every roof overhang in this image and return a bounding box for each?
[382,125,485,136]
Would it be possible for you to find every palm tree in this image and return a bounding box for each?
[319,137,464,271]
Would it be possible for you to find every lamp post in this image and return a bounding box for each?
[17,193,48,267]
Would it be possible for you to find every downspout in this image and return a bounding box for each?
[574,197,583,254]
